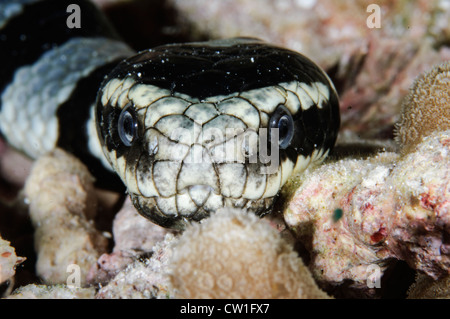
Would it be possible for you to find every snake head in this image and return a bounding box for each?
[96,38,340,229]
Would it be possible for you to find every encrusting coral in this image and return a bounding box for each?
[0,236,25,292]
[168,207,330,299]
[387,130,450,278]
[284,60,450,294]
[285,130,449,288]
[284,153,399,287]
[395,61,450,154]
[23,149,109,286]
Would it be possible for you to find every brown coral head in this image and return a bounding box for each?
[168,207,330,299]
[395,61,450,155]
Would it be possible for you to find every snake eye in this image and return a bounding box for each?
[118,104,138,147]
[269,105,294,149]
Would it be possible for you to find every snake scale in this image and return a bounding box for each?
[0,0,340,229]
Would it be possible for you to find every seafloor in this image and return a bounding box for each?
[0,0,449,299]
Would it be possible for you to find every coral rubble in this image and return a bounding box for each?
[387,130,450,278]
[284,129,449,289]
[0,236,25,287]
[23,149,108,286]
[284,153,399,286]
[7,284,96,299]
[284,58,450,295]
[87,197,172,284]
[96,234,174,299]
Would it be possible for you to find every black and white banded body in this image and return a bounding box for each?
[0,0,340,229]
[0,0,134,187]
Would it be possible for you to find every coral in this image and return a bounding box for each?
[7,284,96,299]
[0,236,25,287]
[87,197,172,284]
[387,130,450,278]
[168,207,330,299]
[395,61,450,154]
[96,234,174,299]
[338,37,449,139]
[408,274,450,299]
[284,152,399,287]
[23,149,108,286]
[0,139,32,199]
[284,129,450,289]
[110,197,171,254]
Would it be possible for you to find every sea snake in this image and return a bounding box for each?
[0,0,340,229]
